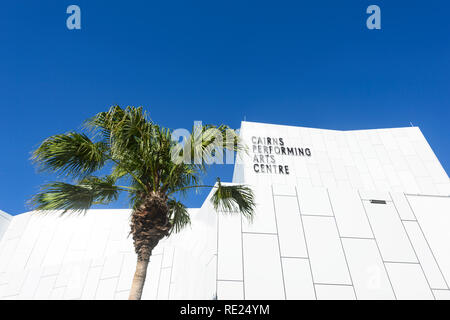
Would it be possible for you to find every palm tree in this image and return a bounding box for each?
[30,105,255,300]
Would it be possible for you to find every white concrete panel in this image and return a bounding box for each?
[407,195,450,286]
[217,281,244,300]
[114,290,129,300]
[405,155,429,177]
[2,213,31,240]
[272,184,296,196]
[281,258,315,299]
[0,238,20,273]
[298,186,332,216]
[403,221,448,289]
[273,196,307,258]
[315,285,356,300]
[433,290,450,300]
[391,192,416,220]
[385,263,433,300]
[161,246,175,268]
[117,253,136,292]
[101,254,124,279]
[18,267,42,299]
[96,277,118,300]
[242,233,285,299]
[342,238,395,299]
[65,260,90,299]
[0,211,11,242]
[328,188,372,238]
[302,216,351,285]
[157,268,171,299]
[242,185,277,234]
[359,190,391,202]
[416,176,439,195]
[306,163,323,187]
[424,159,449,184]
[34,276,57,299]
[50,287,66,300]
[398,171,421,194]
[80,266,102,300]
[363,202,417,263]
[141,254,163,300]
[217,213,242,281]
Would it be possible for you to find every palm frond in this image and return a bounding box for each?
[168,199,191,233]
[210,180,255,220]
[32,132,108,178]
[30,176,121,214]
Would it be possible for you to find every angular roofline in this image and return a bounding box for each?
[240,120,419,132]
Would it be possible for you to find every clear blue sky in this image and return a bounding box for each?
[0,1,449,215]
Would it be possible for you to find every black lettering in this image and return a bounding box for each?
[259,155,265,163]
[287,147,294,155]
[305,148,311,156]
[253,164,260,173]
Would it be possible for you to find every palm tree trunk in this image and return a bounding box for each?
[128,258,150,300]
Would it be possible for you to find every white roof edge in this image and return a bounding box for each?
[240,120,419,132]
[0,210,13,221]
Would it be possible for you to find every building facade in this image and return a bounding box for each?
[0,121,449,299]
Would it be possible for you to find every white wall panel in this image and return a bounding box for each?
[157,268,171,299]
[407,195,450,286]
[281,258,315,299]
[328,188,372,238]
[272,184,296,196]
[18,267,41,299]
[302,216,351,285]
[140,254,162,300]
[391,192,416,220]
[242,185,277,234]
[363,202,417,263]
[342,238,395,299]
[217,281,244,300]
[315,284,355,300]
[0,211,11,242]
[359,190,391,202]
[298,187,332,216]
[385,263,433,300]
[51,287,66,300]
[403,221,448,289]
[96,277,118,300]
[273,196,307,258]
[217,214,242,281]
[65,260,90,299]
[242,233,285,299]
[80,266,102,300]
[433,290,450,300]
[34,275,57,299]
[116,253,136,292]
[101,254,124,279]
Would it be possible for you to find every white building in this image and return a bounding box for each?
[0,121,449,300]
